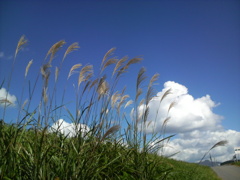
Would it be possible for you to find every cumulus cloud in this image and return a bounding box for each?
[136,81,240,162]
[136,81,223,134]
[49,119,90,137]
[161,129,240,162]
[0,88,17,107]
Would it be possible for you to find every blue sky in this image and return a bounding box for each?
[0,0,240,162]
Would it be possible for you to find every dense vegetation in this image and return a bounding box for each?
[0,36,221,179]
[0,121,221,180]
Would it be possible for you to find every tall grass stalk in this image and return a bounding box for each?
[0,36,223,179]
[2,35,28,121]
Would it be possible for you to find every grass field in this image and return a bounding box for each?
[0,36,222,179]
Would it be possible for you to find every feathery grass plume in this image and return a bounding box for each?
[68,63,82,79]
[116,57,143,78]
[82,80,91,95]
[135,88,143,102]
[101,58,118,73]
[116,65,128,79]
[149,73,159,88]
[143,106,150,122]
[41,63,51,88]
[101,125,120,142]
[160,89,172,103]
[45,40,66,64]
[101,47,116,68]
[97,79,109,99]
[62,42,80,62]
[198,140,228,165]
[146,86,155,105]
[100,80,109,96]
[15,35,28,59]
[97,76,106,91]
[78,65,93,88]
[55,67,59,82]
[85,72,94,82]
[126,57,143,67]
[148,135,176,153]
[124,100,133,108]
[162,117,171,127]
[25,59,33,77]
[168,101,176,114]
[136,67,146,90]
[117,94,129,113]
[80,72,93,93]
[41,63,52,79]
[112,56,128,76]
[135,67,146,102]
[120,95,129,104]
[111,91,121,108]
[3,35,27,119]
[210,140,228,150]
[90,78,99,89]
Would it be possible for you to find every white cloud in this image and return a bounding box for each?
[160,130,240,162]
[49,119,90,137]
[136,81,223,134]
[135,81,240,162]
[0,88,17,107]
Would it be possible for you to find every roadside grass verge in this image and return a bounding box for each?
[161,157,221,180]
[232,161,240,167]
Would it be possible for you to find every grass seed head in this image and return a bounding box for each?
[113,56,128,76]
[101,47,116,67]
[210,140,228,150]
[101,58,118,73]
[46,40,66,64]
[63,42,80,62]
[101,125,121,141]
[68,63,82,79]
[15,35,28,59]
[25,59,33,77]
[78,65,93,88]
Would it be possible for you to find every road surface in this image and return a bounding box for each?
[212,165,240,180]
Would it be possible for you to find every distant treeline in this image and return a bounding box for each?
[220,160,235,166]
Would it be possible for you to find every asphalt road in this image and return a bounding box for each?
[212,165,240,180]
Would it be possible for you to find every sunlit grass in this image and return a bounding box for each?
[0,36,222,179]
